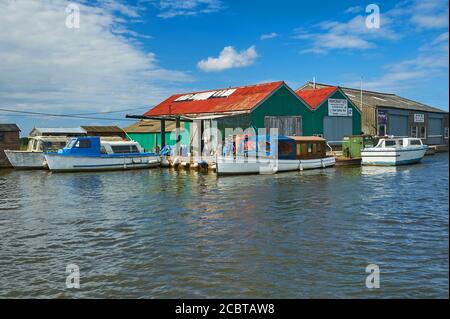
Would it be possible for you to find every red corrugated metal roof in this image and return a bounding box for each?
[295,86,338,109]
[145,81,285,116]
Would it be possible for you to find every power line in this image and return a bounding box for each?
[68,106,150,116]
[0,107,145,121]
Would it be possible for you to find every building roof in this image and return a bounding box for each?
[30,127,86,136]
[295,86,338,109]
[0,124,20,132]
[300,82,447,113]
[80,126,124,133]
[145,81,286,117]
[124,120,185,133]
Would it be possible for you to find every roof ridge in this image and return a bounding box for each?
[171,81,285,97]
[304,81,396,96]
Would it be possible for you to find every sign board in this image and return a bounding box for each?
[378,111,388,125]
[328,99,349,116]
[414,114,425,123]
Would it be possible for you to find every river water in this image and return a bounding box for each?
[0,154,448,298]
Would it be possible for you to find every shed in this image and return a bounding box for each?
[0,124,21,168]
[296,86,362,144]
[300,82,449,146]
[136,81,313,155]
[124,120,189,152]
[29,127,87,137]
[80,126,126,139]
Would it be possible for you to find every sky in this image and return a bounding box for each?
[0,0,448,135]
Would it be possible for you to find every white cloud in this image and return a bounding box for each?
[197,46,258,72]
[344,6,364,14]
[151,0,224,19]
[0,0,192,114]
[294,13,399,54]
[260,32,279,40]
[345,32,449,92]
[410,0,449,29]
[294,0,448,55]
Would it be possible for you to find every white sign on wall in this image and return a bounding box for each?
[328,99,349,116]
[414,114,425,123]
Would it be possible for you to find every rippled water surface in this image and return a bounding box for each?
[0,154,448,298]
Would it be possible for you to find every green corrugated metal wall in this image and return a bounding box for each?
[309,90,362,136]
[127,122,191,152]
[250,86,313,133]
[250,87,361,137]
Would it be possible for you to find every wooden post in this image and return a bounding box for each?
[161,119,166,149]
[175,118,181,156]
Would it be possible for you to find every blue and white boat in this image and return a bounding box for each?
[44,137,160,172]
[361,137,427,166]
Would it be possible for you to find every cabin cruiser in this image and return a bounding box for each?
[44,136,160,172]
[5,136,69,169]
[216,135,335,175]
[361,137,427,166]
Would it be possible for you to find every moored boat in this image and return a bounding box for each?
[216,135,335,176]
[5,136,69,169]
[44,137,160,172]
[361,137,427,166]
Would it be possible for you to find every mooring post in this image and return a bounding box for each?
[161,119,166,149]
[175,117,181,156]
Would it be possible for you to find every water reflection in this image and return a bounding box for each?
[0,154,448,298]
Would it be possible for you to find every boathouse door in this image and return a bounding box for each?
[264,116,302,136]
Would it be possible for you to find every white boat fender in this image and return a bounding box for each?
[161,158,170,167]
[321,159,325,168]
[299,162,304,171]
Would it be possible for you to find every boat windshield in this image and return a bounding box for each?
[409,139,422,146]
[66,139,77,149]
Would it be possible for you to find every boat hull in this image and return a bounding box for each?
[45,154,160,172]
[4,151,46,169]
[216,156,336,176]
[361,147,427,166]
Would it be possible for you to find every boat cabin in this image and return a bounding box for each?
[374,138,424,148]
[59,137,147,156]
[235,135,328,160]
[27,136,69,152]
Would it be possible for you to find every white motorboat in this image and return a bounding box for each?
[5,136,69,169]
[361,137,427,166]
[216,135,335,176]
[44,137,160,172]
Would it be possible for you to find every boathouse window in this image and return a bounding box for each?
[445,127,449,139]
[411,126,418,138]
[75,139,91,148]
[420,126,426,139]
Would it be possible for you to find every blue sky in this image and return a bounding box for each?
[0,0,448,135]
